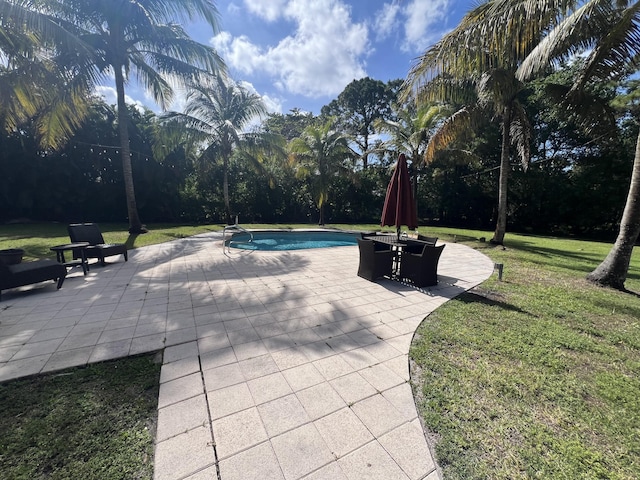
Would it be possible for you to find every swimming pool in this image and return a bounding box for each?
[227,230,359,251]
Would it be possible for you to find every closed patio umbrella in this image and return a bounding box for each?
[381,153,418,239]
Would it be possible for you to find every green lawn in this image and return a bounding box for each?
[1,223,639,479]
[0,354,161,480]
[410,232,640,479]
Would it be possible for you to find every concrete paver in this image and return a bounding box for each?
[0,231,494,479]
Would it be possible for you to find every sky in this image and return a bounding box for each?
[100,0,473,116]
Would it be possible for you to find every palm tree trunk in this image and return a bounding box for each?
[491,106,511,245]
[223,155,232,224]
[586,129,640,290]
[114,67,144,234]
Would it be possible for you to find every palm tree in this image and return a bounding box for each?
[26,0,225,233]
[402,0,579,243]
[161,75,285,225]
[374,103,449,168]
[374,103,450,212]
[515,0,640,290]
[405,38,533,244]
[288,120,356,225]
[0,0,94,149]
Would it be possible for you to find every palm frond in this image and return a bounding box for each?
[517,0,614,80]
[424,107,474,164]
[576,0,640,87]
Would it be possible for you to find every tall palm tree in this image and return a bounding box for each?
[288,120,356,225]
[161,75,285,225]
[516,0,640,290]
[405,45,532,244]
[402,0,575,243]
[26,0,225,233]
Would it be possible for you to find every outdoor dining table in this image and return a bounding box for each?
[366,235,434,277]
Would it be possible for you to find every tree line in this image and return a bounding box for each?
[1,0,638,290]
[0,74,634,234]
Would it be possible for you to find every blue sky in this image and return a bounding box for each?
[99,0,473,115]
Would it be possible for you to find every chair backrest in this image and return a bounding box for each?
[68,223,105,246]
[418,243,445,261]
[417,234,438,245]
[357,237,374,252]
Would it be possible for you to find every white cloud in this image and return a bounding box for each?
[374,1,401,40]
[213,0,369,98]
[96,85,146,113]
[243,0,288,22]
[259,94,283,114]
[402,0,451,52]
[211,32,263,75]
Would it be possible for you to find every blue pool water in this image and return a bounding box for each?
[228,231,359,251]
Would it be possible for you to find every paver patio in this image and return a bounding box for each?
[0,231,494,479]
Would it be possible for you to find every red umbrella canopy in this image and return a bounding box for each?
[381,153,418,234]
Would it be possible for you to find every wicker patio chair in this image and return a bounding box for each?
[399,243,445,287]
[357,238,394,281]
[417,234,438,245]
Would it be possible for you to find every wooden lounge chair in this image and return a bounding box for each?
[68,223,128,266]
[1,259,66,300]
[357,238,394,281]
[399,243,445,287]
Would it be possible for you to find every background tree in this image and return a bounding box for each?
[289,120,356,225]
[375,103,449,211]
[405,30,533,244]
[321,77,400,169]
[264,109,319,142]
[161,75,285,225]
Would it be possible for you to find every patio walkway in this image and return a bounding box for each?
[0,232,494,480]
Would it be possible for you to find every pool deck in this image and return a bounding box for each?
[0,232,495,480]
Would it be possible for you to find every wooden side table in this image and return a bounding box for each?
[50,242,90,275]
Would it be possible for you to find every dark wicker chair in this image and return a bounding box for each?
[68,223,128,266]
[399,243,445,287]
[357,238,394,281]
[402,235,438,254]
[417,234,438,245]
[1,260,66,300]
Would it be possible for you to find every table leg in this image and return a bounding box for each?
[392,246,400,279]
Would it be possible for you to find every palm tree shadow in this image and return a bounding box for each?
[456,288,531,315]
[125,233,139,250]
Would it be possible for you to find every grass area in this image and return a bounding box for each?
[0,223,224,261]
[410,233,640,479]
[2,222,639,478]
[0,353,161,480]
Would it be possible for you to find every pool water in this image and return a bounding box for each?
[228,231,359,251]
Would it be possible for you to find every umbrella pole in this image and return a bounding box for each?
[397,227,401,240]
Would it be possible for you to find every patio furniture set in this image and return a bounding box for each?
[0,223,127,300]
[357,233,445,288]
